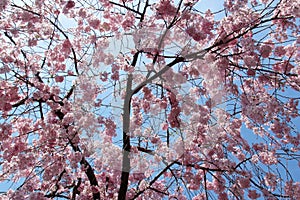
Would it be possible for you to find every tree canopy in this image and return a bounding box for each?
[0,0,299,199]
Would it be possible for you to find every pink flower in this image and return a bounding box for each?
[151,136,160,144]
[122,13,135,31]
[65,1,75,9]
[247,69,256,76]
[62,113,74,125]
[0,123,12,141]
[28,192,47,200]
[186,27,206,41]
[88,18,101,29]
[284,181,300,199]
[63,1,75,14]
[2,102,12,112]
[259,151,277,165]
[192,194,206,200]
[248,190,261,199]
[156,0,177,18]
[55,76,64,82]
[274,46,286,57]
[28,39,38,47]
[260,0,269,4]
[103,53,114,65]
[100,72,108,81]
[62,39,72,55]
[91,185,99,194]
[142,100,151,113]
[161,123,168,130]
[243,56,257,67]
[260,44,272,58]
[62,40,72,49]
[102,22,111,31]
[78,8,87,18]
[0,65,10,74]
[237,177,251,189]
[111,71,119,80]
[273,61,294,73]
[0,0,8,12]
[67,70,74,75]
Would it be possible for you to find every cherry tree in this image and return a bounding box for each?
[0,0,299,199]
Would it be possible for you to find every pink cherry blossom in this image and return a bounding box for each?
[248,190,261,199]
[54,75,64,82]
[260,44,272,58]
[186,27,206,41]
[88,18,101,30]
[155,0,177,19]
[0,0,299,199]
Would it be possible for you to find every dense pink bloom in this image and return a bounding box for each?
[243,56,257,66]
[274,46,286,57]
[55,75,64,82]
[65,1,75,9]
[63,0,75,13]
[284,181,300,199]
[155,0,177,18]
[88,18,101,29]
[248,190,261,199]
[0,0,8,12]
[238,177,251,189]
[186,27,206,41]
[260,44,272,58]
[0,0,299,199]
